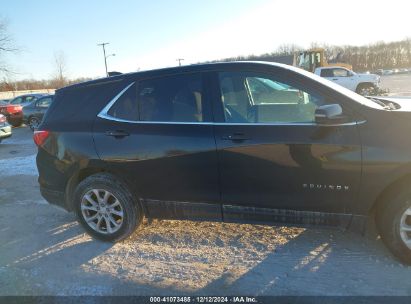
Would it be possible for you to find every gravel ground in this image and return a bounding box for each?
[1,94,411,296]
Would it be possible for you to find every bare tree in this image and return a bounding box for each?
[0,19,17,75]
[52,50,67,88]
[276,43,303,55]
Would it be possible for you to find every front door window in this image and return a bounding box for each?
[219,72,325,124]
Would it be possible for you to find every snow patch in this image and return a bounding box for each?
[13,199,48,205]
[2,136,35,146]
[0,154,38,176]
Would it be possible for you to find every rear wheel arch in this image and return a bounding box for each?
[65,167,140,211]
[65,167,103,211]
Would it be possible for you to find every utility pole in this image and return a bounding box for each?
[97,42,109,77]
[176,58,184,66]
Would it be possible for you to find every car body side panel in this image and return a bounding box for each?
[92,119,220,204]
[352,107,411,215]
[214,124,362,213]
[36,131,104,195]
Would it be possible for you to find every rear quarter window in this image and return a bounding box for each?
[42,79,125,129]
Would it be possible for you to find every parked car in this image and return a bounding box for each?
[376,69,384,75]
[0,103,23,127]
[0,99,10,104]
[8,93,45,107]
[383,70,394,75]
[1,94,46,127]
[314,66,380,95]
[23,95,54,130]
[0,114,12,143]
[35,61,411,264]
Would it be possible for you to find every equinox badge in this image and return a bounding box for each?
[303,184,350,191]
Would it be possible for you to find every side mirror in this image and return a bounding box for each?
[315,104,344,125]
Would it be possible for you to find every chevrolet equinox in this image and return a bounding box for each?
[35,62,411,264]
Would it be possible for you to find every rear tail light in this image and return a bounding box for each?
[0,115,6,123]
[33,130,50,147]
[6,105,22,114]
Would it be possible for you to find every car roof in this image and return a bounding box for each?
[58,61,299,92]
[11,93,47,99]
[51,60,380,114]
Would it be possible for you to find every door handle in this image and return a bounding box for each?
[221,133,249,141]
[105,130,130,138]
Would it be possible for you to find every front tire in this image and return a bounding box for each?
[9,118,22,127]
[74,173,143,242]
[356,83,375,96]
[376,190,411,264]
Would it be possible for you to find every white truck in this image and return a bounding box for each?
[314,66,380,95]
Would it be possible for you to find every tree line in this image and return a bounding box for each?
[325,39,411,71]
[0,77,92,92]
[205,38,411,72]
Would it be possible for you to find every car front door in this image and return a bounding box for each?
[330,68,356,90]
[211,68,362,219]
[93,72,221,220]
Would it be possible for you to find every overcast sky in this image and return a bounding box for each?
[1,0,410,80]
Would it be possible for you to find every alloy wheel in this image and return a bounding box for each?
[81,189,124,234]
[399,207,411,250]
[359,86,373,96]
[29,117,40,130]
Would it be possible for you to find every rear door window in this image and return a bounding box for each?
[24,96,37,103]
[104,73,208,123]
[36,97,53,108]
[10,97,23,105]
[138,73,205,123]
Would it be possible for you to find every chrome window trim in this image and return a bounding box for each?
[97,114,364,127]
[97,82,135,120]
[97,83,365,127]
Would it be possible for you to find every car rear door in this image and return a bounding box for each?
[35,96,53,118]
[92,72,221,220]
[211,67,362,219]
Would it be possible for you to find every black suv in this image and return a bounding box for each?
[35,62,411,264]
